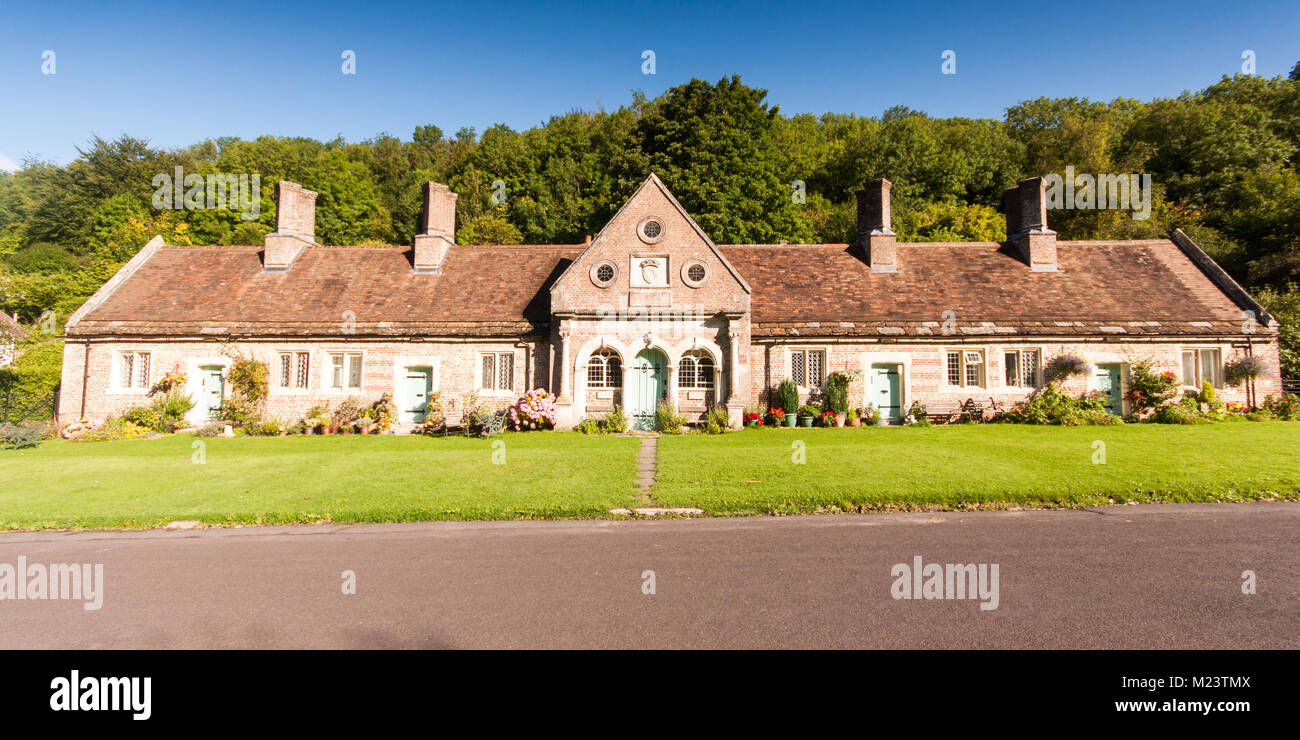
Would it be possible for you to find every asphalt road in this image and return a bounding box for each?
[1,503,1295,649]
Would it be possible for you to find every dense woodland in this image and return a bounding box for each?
[1,65,1298,395]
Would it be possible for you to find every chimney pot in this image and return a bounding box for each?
[414,181,458,273]
[856,178,897,273]
[1004,176,1058,272]
[263,181,317,271]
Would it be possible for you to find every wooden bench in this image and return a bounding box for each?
[923,398,992,424]
[0,424,39,450]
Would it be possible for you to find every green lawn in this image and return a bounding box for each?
[0,433,641,529]
[2,423,1297,529]
[653,422,1300,515]
[660,421,1300,512]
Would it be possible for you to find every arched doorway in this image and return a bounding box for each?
[630,348,667,431]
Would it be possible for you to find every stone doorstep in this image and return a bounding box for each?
[609,507,704,517]
[164,520,202,530]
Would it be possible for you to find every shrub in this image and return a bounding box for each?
[601,405,628,434]
[1125,363,1179,415]
[72,418,152,442]
[221,355,269,429]
[247,419,284,436]
[1153,404,1211,425]
[824,370,856,414]
[151,387,195,431]
[1263,393,1300,420]
[1001,383,1117,425]
[797,403,821,418]
[334,396,366,425]
[777,380,799,414]
[119,406,162,431]
[507,388,557,431]
[575,418,603,435]
[655,401,689,434]
[195,422,224,437]
[704,405,729,433]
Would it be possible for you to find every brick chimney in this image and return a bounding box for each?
[263,181,318,272]
[1003,176,1058,272]
[413,181,458,273]
[856,178,896,273]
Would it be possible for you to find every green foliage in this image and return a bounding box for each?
[776,380,798,414]
[575,418,603,435]
[0,337,63,397]
[1001,383,1117,425]
[72,418,152,442]
[1255,283,1299,378]
[797,403,821,418]
[221,355,268,428]
[1126,363,1180,414]
[601,405,628,434]
[704,405,729,434]
[824,371,851,414]
[655,401,689,434]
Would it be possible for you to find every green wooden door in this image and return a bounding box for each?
[870,364,901,421]
[631,349,667,431]
[1094,363,1123,415]
[199,365,224,420]
[401,368,432,422]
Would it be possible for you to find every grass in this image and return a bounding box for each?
[0,433,641,530]
[653,422,1300,515]
[2,423,1297,530]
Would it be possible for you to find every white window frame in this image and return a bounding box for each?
[789,348,827,391]
[679,351,716,390]
[587,349,622,389]
[945,348,987,388]
[477,351,517,396]
[275,350,312,394]
[1004,348,1042,389]
[322,351,364,392]
[110,350,152,393]
[1181,348,1222,388]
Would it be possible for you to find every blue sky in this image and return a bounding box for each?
[1,0,1297,168]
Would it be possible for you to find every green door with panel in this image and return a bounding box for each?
[199,365,224,420]
[870,364,901,421]
[1093,363,1124,415]
[630,349,667,431]
[401,367,432,423]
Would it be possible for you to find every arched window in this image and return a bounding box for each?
[587,349,623,388]
[679,351,715,390]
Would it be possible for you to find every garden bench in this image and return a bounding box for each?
[471,409,510,439]
[0,424,39,450]
[924,400,963,424]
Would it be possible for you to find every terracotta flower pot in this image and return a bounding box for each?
[848,417,861,427]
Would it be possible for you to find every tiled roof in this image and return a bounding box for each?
[0,312,26,340]
[721,240,1266,336]
[68,237,1267,339]
[69,244,582,337]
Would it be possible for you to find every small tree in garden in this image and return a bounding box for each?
[221,355,269,428]
[1124,363,1179,416]
[1045,354,1091,383]
[1224,356,1268,409]
[824,370,857,415]
[777,379,799,415]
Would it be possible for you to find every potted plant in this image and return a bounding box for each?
[798,404,819,428]
[767,407,787,427]
[743,408,763,429]
[825,370,857,427]
[820,408,838,427]
[319,415,333,435]
[356,409,376,434]
[777,380,799,427]
[846,407,861,427]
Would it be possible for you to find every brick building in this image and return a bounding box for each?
[58,174,1282,429]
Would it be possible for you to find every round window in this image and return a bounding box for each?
[590,259,618,288]
[681,259,710,287]
[637,216,665,244]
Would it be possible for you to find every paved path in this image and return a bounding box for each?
[0,503,1295,649]
[633,433,657,503]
